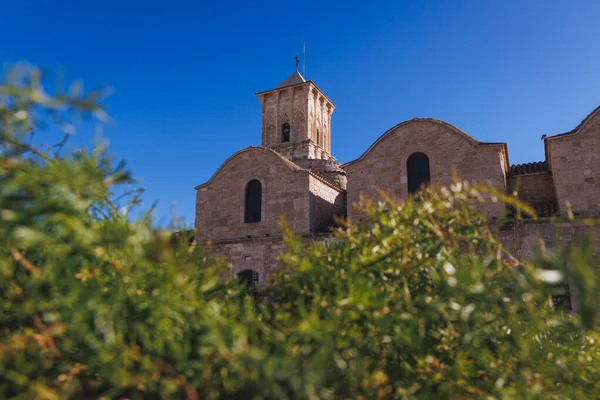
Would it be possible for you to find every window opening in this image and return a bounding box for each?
[244,179,262,223]
[282,123,290,142]
[407,152,431,194]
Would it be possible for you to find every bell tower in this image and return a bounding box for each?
[256,70,336,161]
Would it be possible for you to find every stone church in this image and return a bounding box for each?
[194,69,600,307]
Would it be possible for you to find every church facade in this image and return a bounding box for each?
[194,70,600,297]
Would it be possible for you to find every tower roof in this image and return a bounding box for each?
[276,71,306,89]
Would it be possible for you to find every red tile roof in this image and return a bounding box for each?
[508,161,548,176]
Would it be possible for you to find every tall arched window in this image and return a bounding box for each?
[407,152,431,194]
[244,179,262,223]
[238,269,259,293]
[317,128,320,146]
[282,123,290,142]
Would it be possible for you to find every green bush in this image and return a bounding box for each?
[1,64,599,399]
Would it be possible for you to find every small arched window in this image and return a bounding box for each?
[238,269,259,293]
[244,179,262,223]
[317,128,320,146]
[282,123,290,142]
[407,152,431,194]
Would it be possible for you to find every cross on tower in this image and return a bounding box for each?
[294,55,299,71]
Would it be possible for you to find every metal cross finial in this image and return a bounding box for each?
[295,55,299,71]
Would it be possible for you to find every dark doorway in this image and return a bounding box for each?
[238,269,259,292]
[407,152,431,194]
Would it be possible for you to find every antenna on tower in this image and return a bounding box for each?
[302,42,306,77]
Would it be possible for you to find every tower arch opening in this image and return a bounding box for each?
[282,122,290,142]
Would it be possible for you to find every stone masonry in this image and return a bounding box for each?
[195,70,600,307]
[343,119,508,220]
[545,107,600,214]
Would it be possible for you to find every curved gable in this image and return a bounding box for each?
[344,118,492,167]
[195,147,304,190]
[546,105,600,140]
[195,146,312,240]
[342,117,508,220]
[545,105,600,213]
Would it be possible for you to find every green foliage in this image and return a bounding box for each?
[1,64,599,399]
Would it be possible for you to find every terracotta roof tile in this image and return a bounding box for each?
[508,161,548,176]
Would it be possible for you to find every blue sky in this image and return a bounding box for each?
[2,1,600,226]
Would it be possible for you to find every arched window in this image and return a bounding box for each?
[282,123,290,142]
[317,128,320,146]
[238,269,259,293]
[407,152,431,194]
[244,179,262,223]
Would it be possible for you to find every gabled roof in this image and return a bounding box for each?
[276,71,306,89]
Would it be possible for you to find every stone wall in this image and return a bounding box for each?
[506,171,557,216]
[344,119,507,220]
[258,84,309,147]
[495,220,600,312]
[269,139,331,162]
[307,83,334,153]
[308,174,346,232]
[296,158,347,190]
[495,220,600,260]
[207,236,286,284]
[207,234,336,284]
[257,81,335,156]
[547,108,600,214]
[205,220,599,312]
[195,148,311,241]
